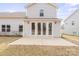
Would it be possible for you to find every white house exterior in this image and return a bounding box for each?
[23,3,61,37]
[0,12,25,36]
[0,3,61,38]
[63,9,79,36]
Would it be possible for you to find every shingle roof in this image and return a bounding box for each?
[0,12,25,17]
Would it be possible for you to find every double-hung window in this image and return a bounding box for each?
[2,25,10,32]
[19,25,23,32]
[40,9,44,17]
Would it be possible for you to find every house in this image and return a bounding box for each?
[0,12,25,36]
[63,9,79,36]
[0,3,61,37]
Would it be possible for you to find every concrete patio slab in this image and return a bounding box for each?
[9,37,78,46]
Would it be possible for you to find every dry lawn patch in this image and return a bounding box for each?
[62,35,79,41]
[0,45,79,56]
[62,34,79,45]
[0,43,9,52]
[0,37,21,44]
[0,36,21,53]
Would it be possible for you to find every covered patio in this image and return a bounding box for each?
[23,18,61,37]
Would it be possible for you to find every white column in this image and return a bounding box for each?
[52,22,54,36]
[29,22,31,36]
[23,21,25,37]
[46,22,48,35]
[41,22,43,36]
[35,22,37,36]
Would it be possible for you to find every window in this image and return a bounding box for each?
[43,23,46,35]
[2,25,11,32]
[2,25,5,32]
[32,23,35,35]
[48,23,52,35]
[7,25,10,32]
[40,9,44,17]
[38,23,41,35]
[19,25,23,32]
[72,21,75,25]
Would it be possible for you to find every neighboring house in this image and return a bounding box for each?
[63,9,79,36]
[0,3,61,37]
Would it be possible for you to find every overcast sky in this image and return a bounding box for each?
[0,3,78,20]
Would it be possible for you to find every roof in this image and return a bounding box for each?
[0,12,26,19]
[64,8,79,22]
[25,3,58,9]
[0,3,58,19]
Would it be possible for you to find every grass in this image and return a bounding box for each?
[0,36,21,55]
[0,45,79,56]
[0,36,21,44]
[62,34,79,45]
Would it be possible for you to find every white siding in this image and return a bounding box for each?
[0,19,24,35]
[53,22,61,37]
[0,3,60,38]
[27,3,57,18]
[23,21,31,37]
[63,10,79,36]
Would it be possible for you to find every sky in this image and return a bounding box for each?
[57,3,79,19]
[0,3,79,20]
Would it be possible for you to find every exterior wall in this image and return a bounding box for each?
[0,19,24,35]
[53,22,61,37]
[0,4,61,38]
[23,3,61,38]
[23,19,60,37]
[63,10,79,36]
[27,3,57,18]
[23,21,31,37]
